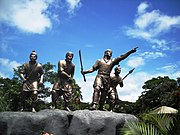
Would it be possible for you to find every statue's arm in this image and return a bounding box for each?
[119,77,124,88]
[82,60,99,74]
[82,67,95,74]
[19,73,26,82]
[60,70,71,78]
[119,81,123,87]
[38,63,44,84]
[117,47,137,62]
[71,65,75,78]
[39,74,43,84]
[19,64,26,82]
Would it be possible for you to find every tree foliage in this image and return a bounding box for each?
[133,76,180,114]
[0,77,21,111]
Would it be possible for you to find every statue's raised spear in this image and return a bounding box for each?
[122,68,135,80]
[121,46,137,80]
[79,50,86,82]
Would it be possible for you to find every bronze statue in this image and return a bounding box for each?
[19,50,44,112]
[51,52,75,111]
[108,66,135,111]
[81,48,137,110]
[107,65,123,111]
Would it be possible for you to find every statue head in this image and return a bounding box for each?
[65,51,74,62]
[104,49,112,58]
[29,50,37,61]
[114,65,121,75]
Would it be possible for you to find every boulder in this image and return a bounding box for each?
[0,109,138,135]
[68,110,137,135]
[0,109,69,135]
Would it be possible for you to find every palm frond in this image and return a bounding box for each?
[140,113,174,134]
[121,120,161,135]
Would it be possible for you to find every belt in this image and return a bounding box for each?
[98,72,110,76]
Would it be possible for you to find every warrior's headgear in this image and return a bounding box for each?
[115,65,121,72]
[104,49,112,57]
[65,51,74,58]
[29,50,38,60]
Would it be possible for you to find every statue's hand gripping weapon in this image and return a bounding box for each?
[122,68,135,80]
[79,50,86,82]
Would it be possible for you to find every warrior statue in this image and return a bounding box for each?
[81,47,137,110]
[51,52,75,111]
[108,66,135,111]
[19,50,44,112]
[107,65,123,111]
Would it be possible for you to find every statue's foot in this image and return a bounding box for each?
[51,106,56,110]
[65,107,71,112]
[98,107,107,111]
[89,107,96,110]
[32,108,36,113]
[20,108,24,112]
[89,104,97,110]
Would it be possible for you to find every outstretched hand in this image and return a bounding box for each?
[132,47,138,53]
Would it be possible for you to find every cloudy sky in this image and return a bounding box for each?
[0,0,180,103]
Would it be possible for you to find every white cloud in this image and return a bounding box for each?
[0,0,82,33]
[137,2,149,14]
[66,0,82,14]
[125,2,180,50]
[0,0,53,34]
[0,71,8,78]
[157,61,180,73]
[0,43,17,56]
[140,51,166,59]
[0,58,21,78]
[127,56,145,68]
[168,41,180,51]
[76,75,95,103]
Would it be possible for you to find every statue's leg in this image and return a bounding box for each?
[20,91,28,111]
[31,90,38,112]
[90,86,101,110]
[114,90,119,110]
[98,89,107,110]
[98,78,110,111]
[108,89,116,111]
[63,87,72,112]
[51,90,59,109]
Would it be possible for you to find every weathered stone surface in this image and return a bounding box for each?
[0,109,138,135]
[68,110,137,135]
[0,109,69,135]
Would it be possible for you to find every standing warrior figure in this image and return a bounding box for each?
[107,65,123,111]
[19,50,44,112]
[81,48,137,110]
[52,52,75,111]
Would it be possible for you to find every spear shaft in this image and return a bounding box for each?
[79,50,86,82]
[122,68,135,80]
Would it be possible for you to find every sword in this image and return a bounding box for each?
[79,50,86,82]
[122,68,135,80]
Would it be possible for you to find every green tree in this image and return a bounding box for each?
[42,62,56,84]
[0,76,21,111]
[133,76,179,114]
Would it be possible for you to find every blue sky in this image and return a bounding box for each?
[0,0,180,102]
